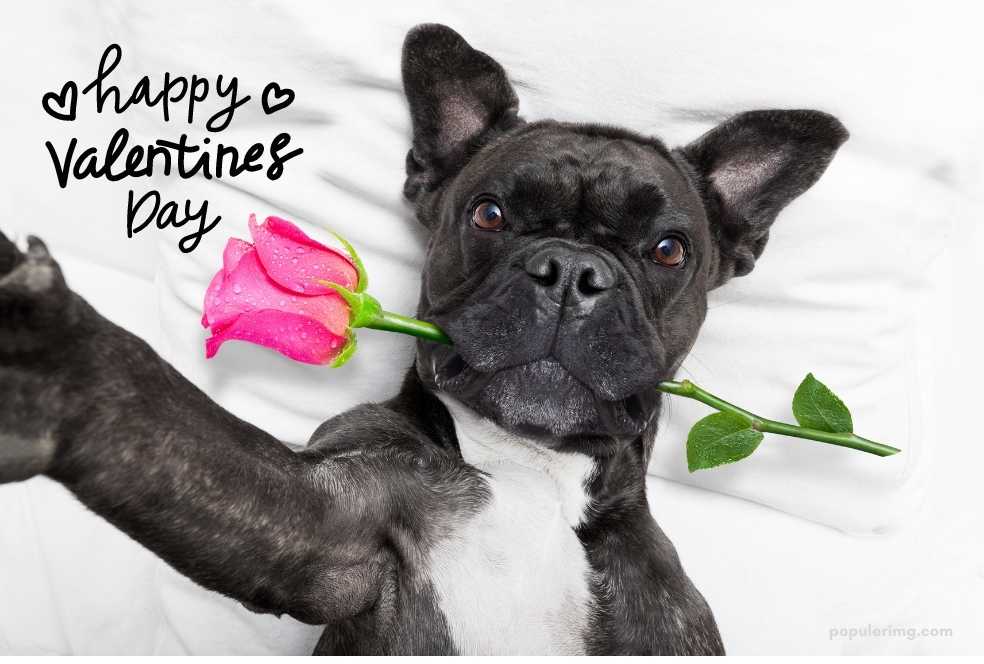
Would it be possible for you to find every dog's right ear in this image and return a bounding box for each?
[402,24,523,202]
[679,110,849,287]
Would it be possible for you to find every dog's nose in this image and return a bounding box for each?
[524,244,616,306]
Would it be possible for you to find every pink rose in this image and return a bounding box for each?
[201,215,359,365]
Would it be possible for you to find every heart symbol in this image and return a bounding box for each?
[42,81,78,122]
[261,82,295,115]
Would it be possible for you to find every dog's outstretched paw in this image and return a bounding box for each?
[0,230,82,482]
[0,230,78,356]
[0,229,27,276]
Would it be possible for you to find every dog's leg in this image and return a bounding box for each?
[0,231,388,625]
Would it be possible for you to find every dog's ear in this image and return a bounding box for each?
[402,24,523,201]
[680,110,848,287]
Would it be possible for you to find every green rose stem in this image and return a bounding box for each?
[318,232,452,348]
[656,379,900,458]
[365,310,452,345]
[319,250,898,465]
[319,281,452,347]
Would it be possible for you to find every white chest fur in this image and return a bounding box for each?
[430,395,597,655]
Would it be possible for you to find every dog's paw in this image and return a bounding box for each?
[0,230,78,356]
[0,230,83,482]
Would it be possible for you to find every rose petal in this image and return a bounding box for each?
[202,238,254,328]
[205,309,347,365]
[249,214,358,296]
[223,237,253,274]
[202,271,223,327]
[205,247,349,334]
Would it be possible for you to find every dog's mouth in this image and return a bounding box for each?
[434,351,469,385]
[422,283,667,441]
[429,349,659,440]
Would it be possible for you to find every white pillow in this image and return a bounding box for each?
[101,1,978,533]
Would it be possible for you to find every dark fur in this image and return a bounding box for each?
[0,24,847,655]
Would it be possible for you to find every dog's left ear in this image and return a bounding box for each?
[402,24,523,202]
[679,110,848,287]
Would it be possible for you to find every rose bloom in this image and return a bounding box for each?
[201,215,358,365]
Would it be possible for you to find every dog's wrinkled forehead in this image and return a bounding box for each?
[450,123,705,241]
[403,23,848,288]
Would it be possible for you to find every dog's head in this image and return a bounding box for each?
[402,24,847,450]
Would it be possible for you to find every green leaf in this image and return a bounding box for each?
[791,373,853,433]
[686,412,764,472]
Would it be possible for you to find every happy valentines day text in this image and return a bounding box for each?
[41,44,303,253]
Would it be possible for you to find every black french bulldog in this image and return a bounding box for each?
[0,24,847,655]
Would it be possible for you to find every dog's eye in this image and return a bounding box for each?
[653,236,686,267]
[472,201,505,231]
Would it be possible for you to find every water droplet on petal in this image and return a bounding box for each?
[232,284,242,294]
